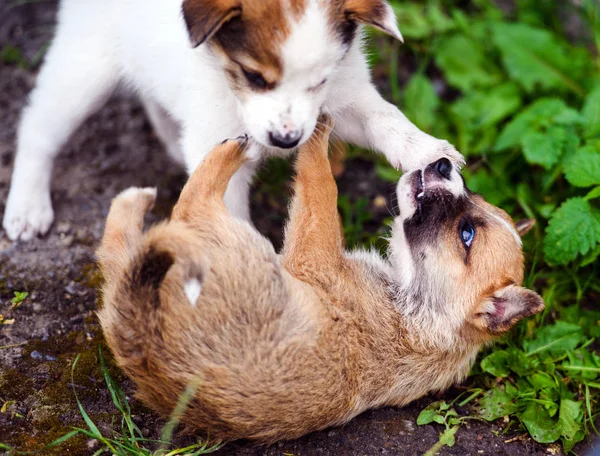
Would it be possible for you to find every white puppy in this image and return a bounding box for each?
[3,0,463,241]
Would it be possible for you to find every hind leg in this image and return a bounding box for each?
[171,137,249,225]
[3,4,119,241]
[97,187,157,283]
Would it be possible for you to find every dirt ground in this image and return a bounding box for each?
[0,2,561,455]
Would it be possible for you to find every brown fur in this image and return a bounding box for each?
[181,0,400,93]
[97,120,544,443]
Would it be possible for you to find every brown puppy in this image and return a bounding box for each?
[97,119,544,443]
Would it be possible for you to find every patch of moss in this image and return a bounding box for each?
[0,368,34,401]
[79,263,104,289]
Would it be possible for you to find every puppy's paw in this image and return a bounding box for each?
[3,189,54,241]
[400,134,465,173]
[115,187,157,212]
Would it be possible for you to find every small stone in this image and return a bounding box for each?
[32,302,43,312]
[30,350,43,360]
[60,234,74,247]
[86,439,98,450]
[55,221,72,234]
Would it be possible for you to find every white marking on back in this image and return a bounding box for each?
[184,278,202,307]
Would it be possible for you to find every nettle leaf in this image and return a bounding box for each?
[521,126,565,170]
[481,350,510,378]
[523,321,585,357]
[582,85,600,138]
[434,34,500,91]
[564,145,600,187]
[477,383,519,421]
[495,98,576,151]
[544,197,600,265]
[403,74,440,132]
[491,23,588,94]
[451,82,522,131]
[519,402,561,443]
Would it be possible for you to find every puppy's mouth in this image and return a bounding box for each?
[412,170,425,219]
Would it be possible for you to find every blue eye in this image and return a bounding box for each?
[460,223,475,248]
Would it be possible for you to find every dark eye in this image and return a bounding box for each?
[242,68,268,90]
[460,221,475,248]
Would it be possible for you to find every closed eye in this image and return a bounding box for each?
[308,78,327,92]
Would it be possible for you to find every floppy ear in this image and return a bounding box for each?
[515,218,535,237]
[182,0,242,48]
[474,285,545,335]
[344,0,403,42]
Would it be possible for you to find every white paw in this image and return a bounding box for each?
[116,187,157,206]
[401,134,465,173]
[3,190,54,241]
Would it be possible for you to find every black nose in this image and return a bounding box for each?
[269,130,302,149]
[433,157,452,180]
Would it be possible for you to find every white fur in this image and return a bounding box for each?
[489,212,522,246]
[3,0,463,241]
[184,278,202,307]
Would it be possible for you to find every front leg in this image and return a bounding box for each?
[281,116,345,280]
[332,83,464,172]
[171,137,249,225]
[180,115,258,222]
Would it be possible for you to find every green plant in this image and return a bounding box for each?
[367,0,600,452]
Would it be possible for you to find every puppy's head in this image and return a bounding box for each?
[181,0,402,150]
[390,158,544,343]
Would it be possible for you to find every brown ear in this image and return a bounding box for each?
[515,218,535,237]
[474,285,545,335]
[344,0,403,41]
[182,0,242,48]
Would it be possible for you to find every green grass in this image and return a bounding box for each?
[0,347,222,456]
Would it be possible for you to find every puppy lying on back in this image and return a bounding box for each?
[98,119,544,443]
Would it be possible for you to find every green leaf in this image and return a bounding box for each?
[558,400,584,451]
[544,197,600,264]
[519,402,561,443]
[582,85,600,138]
[521,127,564,170]
[481,350,511,378]
[523,321,585,357]
[585,186,600,201]
[417,401,445,425]
[434,34,500,91]
[491,23,587,95]
[438,425,458,447]
[451,82,522,131]
[477,384,520,421]
[507,347,538,376]
[403,74,440,132]
[393,4,430,39]
[564,145,600,188]
[495,98,575,151]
